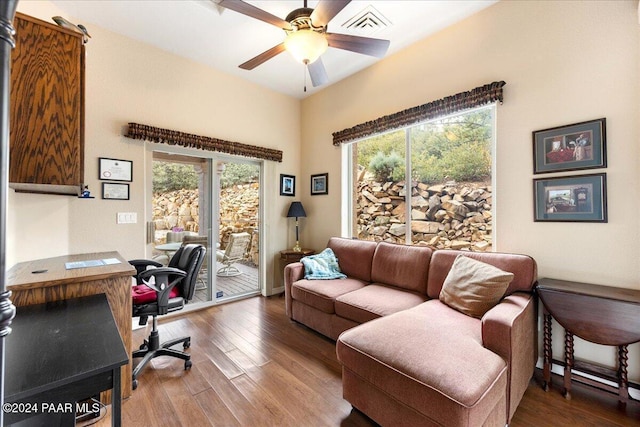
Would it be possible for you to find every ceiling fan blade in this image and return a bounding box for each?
[308,57,329,87]
[310,0,351,28]
[217,0,292,30]
[326,32,390,58]
[239,43,286,70]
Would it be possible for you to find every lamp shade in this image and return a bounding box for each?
[284,29,328,64]
[287,201,306,218]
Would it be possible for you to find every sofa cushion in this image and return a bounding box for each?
[290,278,367,314]
[370,242,432,294]
[300,248,346,280]
[427,250,537,299]
[327,237,377,282]
[337,300,507,425]
[335,284,429,324]
[439,255,513,319]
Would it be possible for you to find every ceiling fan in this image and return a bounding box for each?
[216,0,390,89]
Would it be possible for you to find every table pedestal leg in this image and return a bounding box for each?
[542,310,552,391]
[563,331,574,400]
[618,345,629,405]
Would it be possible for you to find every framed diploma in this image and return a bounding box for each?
[99,157,133,182]
[102,182,130,200]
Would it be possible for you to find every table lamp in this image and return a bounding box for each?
[286,201,307,252]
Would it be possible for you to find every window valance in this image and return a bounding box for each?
[125,122,283,162]
[332,81,505,146]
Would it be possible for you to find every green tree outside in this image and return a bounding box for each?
[152,162,198,193]
[358,109,492,184]
[153,161,259,193]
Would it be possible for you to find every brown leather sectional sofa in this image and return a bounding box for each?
[284,237,538,426]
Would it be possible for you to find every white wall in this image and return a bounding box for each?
[301,0,640,379]
[9,1,302,295]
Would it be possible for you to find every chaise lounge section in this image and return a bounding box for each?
[284,237,537,426]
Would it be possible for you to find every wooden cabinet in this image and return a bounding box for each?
[7,252,135,400]
[9,12,85,195]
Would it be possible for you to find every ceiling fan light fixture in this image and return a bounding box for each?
[284,29,328,64]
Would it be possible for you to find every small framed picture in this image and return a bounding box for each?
[280,174,295,196]
[533,173,607,222]
[102,182,130,200]
[533,118,606,174]
[311,173,328,196]
[99,157,133,182]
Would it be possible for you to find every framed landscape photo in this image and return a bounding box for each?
[102,182,130,200]
[280,174,295,196]
[99,157,133,182]
[311,173,328,196]
[533,173,607,222]
[533,118,606,174]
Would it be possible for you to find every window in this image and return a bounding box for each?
[349,106,495,251]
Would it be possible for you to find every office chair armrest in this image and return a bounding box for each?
[138,267,187,314]
[129,259,164,277]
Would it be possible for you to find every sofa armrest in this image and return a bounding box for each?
[284,262,305,318]
[482,291,537,421]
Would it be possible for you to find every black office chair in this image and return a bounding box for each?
[129,243,206,390]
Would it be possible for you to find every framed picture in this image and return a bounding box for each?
[102,182,130,200]
[533,118,606,174]
[99,157,133,182]
[311,173,328,196]
[533,173,607,222]
[280,174,295,196]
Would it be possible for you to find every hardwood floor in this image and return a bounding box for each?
[97,295,640,426]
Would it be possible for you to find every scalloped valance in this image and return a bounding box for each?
[332,81,506,146]
[125,123,283,162]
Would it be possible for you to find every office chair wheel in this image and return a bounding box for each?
[132,379,138,390]
[185,360,192,370]
[183,339,190,349]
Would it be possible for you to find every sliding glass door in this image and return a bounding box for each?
[215,158,261,301]
[150,150,261,305]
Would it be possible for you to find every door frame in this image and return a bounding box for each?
[145,143,264,307]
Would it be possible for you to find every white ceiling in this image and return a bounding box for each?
[50,0,497,99]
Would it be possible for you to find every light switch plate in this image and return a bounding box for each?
[117,212,137,224]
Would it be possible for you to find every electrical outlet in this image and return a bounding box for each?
[117,212,137,224]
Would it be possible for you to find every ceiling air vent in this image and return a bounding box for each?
[340,5,391,37]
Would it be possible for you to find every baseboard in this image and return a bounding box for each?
[269,285,285,296]
[535,357,640,400]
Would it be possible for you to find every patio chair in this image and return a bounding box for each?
[182,235,208,289]
[216,232,251,277]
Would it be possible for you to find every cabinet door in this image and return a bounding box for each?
[10,13,84,192]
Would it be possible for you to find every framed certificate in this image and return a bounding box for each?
[99,157,133,182]
[102,182,130,200]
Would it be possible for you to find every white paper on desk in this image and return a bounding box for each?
[65,258,121,269]
[65,260,104,269]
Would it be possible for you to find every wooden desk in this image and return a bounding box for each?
[537,278,640,403]
[6,252,135,399]
[4,294,128,427]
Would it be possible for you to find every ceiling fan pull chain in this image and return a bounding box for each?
[303,60,308,92]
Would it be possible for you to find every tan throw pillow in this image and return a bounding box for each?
[439,255,514,318]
